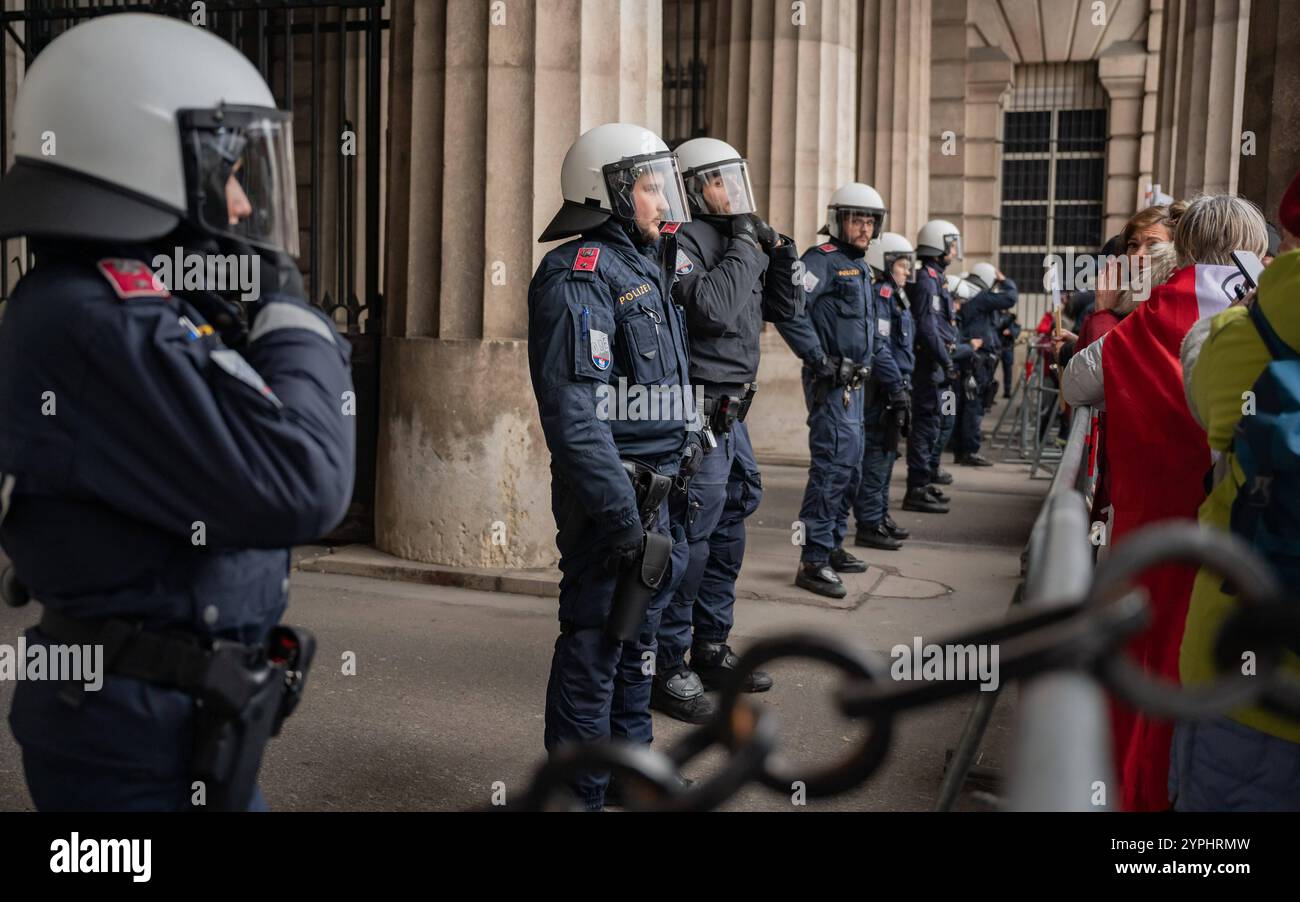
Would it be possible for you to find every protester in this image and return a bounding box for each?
[1171,173,1300,810]
[1061,192,1269,811]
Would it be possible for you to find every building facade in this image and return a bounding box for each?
[2,0,1296,568]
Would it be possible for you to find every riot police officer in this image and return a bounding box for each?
[650,138,802,721]
[0,14,355,811]
[776,183,886,598]
[853,232,916,551]
[905,219,963,515]
[953,262,1017,466]
[527,123,695,808]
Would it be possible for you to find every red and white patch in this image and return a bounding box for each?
[926,265,937,278]
[573,247,601,272]
[97,258,169,300]
[879,285,892,299]
[818,243,836,253]
[659,221,681,235]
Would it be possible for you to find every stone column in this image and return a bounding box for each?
[704,0,860,250]
[1238,0,1300,219]
[1098,43,1150,236]
[700,0,861,465]
[378,0,663,568]
[858,0,932,241]
[928,0,966,242]
[1155,0,1251,198]
[960,47,1014,263]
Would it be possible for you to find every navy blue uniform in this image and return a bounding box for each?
[954,278,1018,456]
[775,238,874,563]
[656,220,800,672]
[527,220,691,810]
[996,310,1021,394]
[907,259,957,487]
[853,277,913,527]
[0,248,355,811]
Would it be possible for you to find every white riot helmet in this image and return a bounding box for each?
[539,123,690,242]
[0,13,298,255]
[916,219,962,261]
[968,262,999,291]
[674,137,757,217]
[947,273,981,300]
[865,231,915,282]
[823,182,887,241]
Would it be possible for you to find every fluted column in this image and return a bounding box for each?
[1155,0,1251,198]
[705,0,859,250]
[1238,0,1300,218]
[378,0,663,568]
[858,0,932,242]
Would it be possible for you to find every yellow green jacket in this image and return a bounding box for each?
[1182,249,1300,743]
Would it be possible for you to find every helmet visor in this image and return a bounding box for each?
[684,159,756,216]
[885,252,915,284]
[832,206,886,241]
[179,106,300,256]
[603,152,691,228]
[944,233,962,260]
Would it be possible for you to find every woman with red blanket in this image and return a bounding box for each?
[1060,194,1270,810]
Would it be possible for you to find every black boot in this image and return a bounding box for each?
[650,666,717,724]
[795,561,846,598]
[932,467,954,485]
[903,486,948,513]
[690,641,773,693]
[882,515,910,540]
[926,484,951,503]
[956,452,994,467]
[604,771,694,809]
[829,546,868,572]
[855,522,902,550]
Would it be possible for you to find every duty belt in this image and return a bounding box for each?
[699,384,758,448]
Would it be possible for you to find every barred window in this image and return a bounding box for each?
[998,63,1107,324]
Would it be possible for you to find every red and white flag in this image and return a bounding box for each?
[1100,262,1237,811]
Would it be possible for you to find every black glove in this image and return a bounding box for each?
[945,365,960,383]
[812,355,838,380]
[747,214,780,252]
[728,215,762,251]
[604,521,647,575]
[679,430,708,481]
[224,238,306,303]
[888,389,912,437]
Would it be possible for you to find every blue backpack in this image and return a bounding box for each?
[1229,301,1300,589]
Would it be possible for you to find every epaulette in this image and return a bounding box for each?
[96,258,170,301]
[817,243,837,253]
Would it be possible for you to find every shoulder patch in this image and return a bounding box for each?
[879,285,892,299]
[836,267,860,277]
[802,269,821,293]
[210,349,282,407]
[926,265,937,278]
[675,248,695,276]
[97,258,169,300]
[659,221,680,235]
[818,243,837,253]
[573,247,601,272]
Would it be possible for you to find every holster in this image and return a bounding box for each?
[703,394,742,436]
[35,607,315,812]
[606,461,675,642]
[606,530,673,643]
[882,407,903,455]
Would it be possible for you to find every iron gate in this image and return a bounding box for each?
[0,0,387,540]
